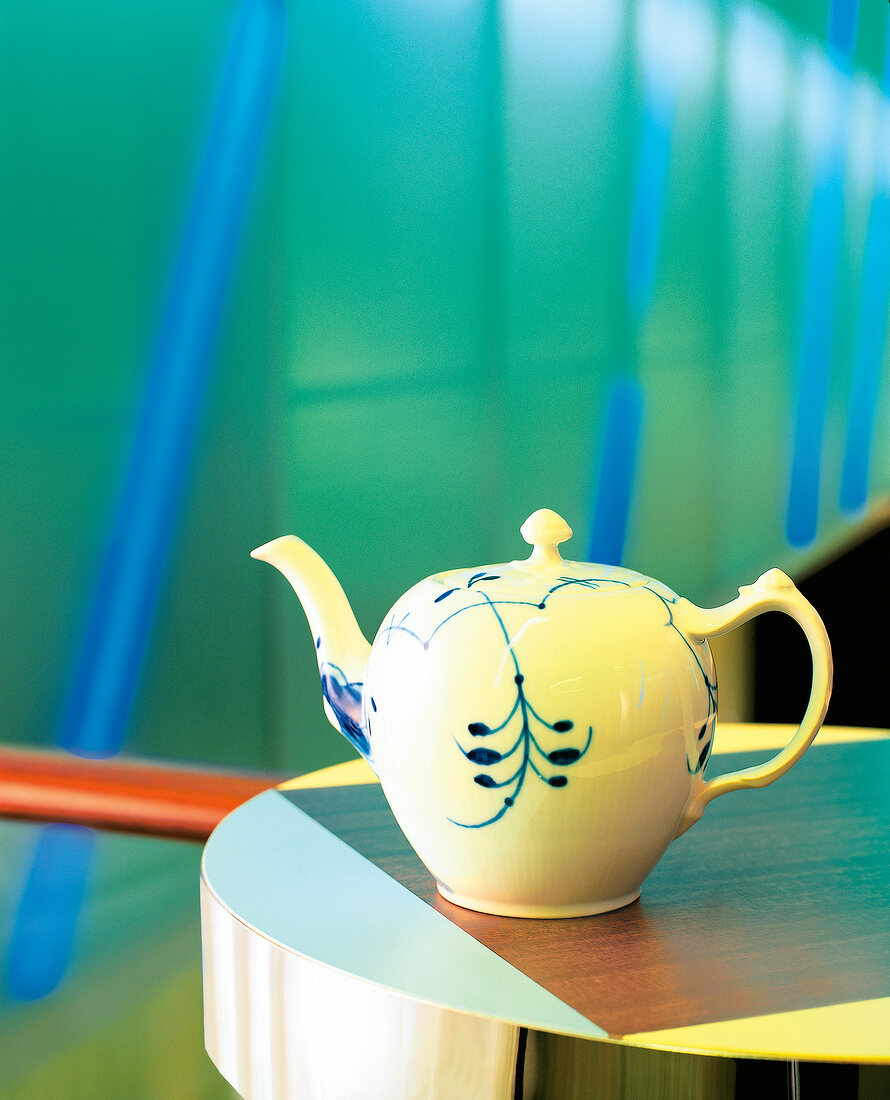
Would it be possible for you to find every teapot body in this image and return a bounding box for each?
[253,507,831,919]
[365,564,716,917]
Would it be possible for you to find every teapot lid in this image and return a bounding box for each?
[519,509,573,567]
[432,509,667,597]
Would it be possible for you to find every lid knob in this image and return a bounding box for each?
[520,509,573,566]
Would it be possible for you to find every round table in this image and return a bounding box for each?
[201,724,890,1098]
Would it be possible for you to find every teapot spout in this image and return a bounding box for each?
[251,536,374,766]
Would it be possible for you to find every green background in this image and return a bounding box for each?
[2,0,888,1094]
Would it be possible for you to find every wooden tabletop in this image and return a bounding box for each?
[201,725,890,1066]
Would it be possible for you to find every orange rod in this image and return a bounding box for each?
[0,746,288,841]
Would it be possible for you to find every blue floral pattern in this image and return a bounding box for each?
[380,569,716,827]
[319,657,371,762]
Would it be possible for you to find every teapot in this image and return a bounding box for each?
[252,509,832,918]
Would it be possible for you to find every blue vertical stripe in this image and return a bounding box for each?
[591,75,671,570]
[786,161,846,547]
[785,2,857,547]
[6,826,94,1002]
[839,20,890,514]
[588,378,644,566]
[827,0,859,62]
[840,191,890,513]
[627,98,675,323]
[7,0,286,1002]
[884,21,890,90]
[59,0,285,758]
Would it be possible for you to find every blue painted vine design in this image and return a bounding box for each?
[450,593,594,828]
[632,588,718,777]
[381,569,717,825]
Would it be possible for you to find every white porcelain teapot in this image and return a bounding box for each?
[252,509,832,918]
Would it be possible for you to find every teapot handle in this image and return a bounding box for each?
[673,569,833,837]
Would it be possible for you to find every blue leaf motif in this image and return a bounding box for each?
[468,722,492,736]
[547,748,581,766]
[466,748,502,765]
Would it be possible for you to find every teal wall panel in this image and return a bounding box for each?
[2,0,888,763]
[4,0,890,783]
[3,0,890,1093]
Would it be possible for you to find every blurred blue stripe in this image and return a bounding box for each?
[6,826,94,1002]
[840,21,890,513]
[627,99,675,321]
[60,0,285,758]
[7,0,286,1004]
[884,23,890,89]
[786,145,846,548]
[840,191,890,513]
[827,0,858,62]
[589,378,644,566]
[786,0,857,547]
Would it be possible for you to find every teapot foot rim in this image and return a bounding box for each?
[435,885,641,919]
